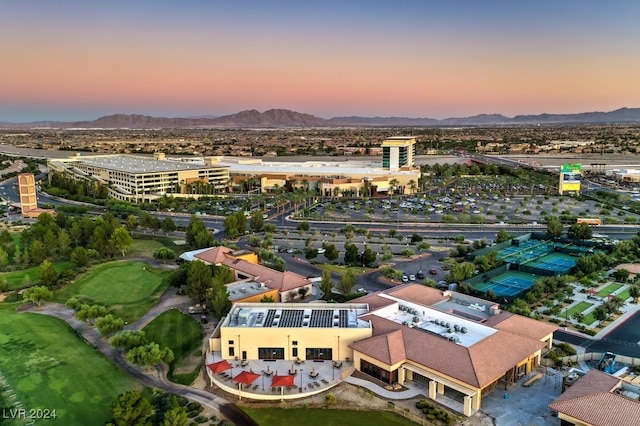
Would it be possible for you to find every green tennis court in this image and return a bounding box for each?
[472,271,538,297]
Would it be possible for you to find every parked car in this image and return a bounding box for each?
[409,274,416,281]
[429,269,438,275]
[416,271,425,279]
[402,274,409,282]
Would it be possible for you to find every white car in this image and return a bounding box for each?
[317,248,326,254]
[409,274,416,281]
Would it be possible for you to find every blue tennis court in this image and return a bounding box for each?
[473,271,538,297]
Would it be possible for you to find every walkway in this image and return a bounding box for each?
[23,302,257,426]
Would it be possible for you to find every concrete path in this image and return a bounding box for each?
[343,376,424,400]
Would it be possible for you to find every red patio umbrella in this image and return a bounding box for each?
[233,370,261,400]
[271,375,296,388]
[207,359,232,374]
[271,374,296,399]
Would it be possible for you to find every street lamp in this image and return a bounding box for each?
[299,368,304,392]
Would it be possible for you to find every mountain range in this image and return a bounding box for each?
[1,107,639,129]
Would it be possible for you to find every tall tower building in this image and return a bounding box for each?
[18,173,38,217]
[381,136,417,170]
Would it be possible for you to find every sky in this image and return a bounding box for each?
[1,0,640,122]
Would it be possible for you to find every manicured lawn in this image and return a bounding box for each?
[240,407,418,426]
[0,304,140,425]
[3,261,74,290]
[583,312,597,325]
[616,287,631,302]
[130,235,190,256]
[143,309,203,385]
[54,261,170,323]
[597,283,622,298]
[563,301,593,318]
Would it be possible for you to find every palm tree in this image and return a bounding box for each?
[408,179,417,194]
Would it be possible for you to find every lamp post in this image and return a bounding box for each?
[299,368,303,392]
[261,372,265,391]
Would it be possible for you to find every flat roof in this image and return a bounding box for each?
[371,294,497,347]
[75,155,224,174]
[224,303,371,329]
[227,281,271,301]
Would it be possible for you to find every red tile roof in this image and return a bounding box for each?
[351,315,547,388]
[482,312,558,341]
[549,369,640,426]
[194,247,309,293]
[385,283,448,307]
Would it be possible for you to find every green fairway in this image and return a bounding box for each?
[3,261,74,290]
[54,261,170,323]
[143,309,202,384]
[597,283,622,298]
[563,301,593,319]
[241,407,419,426]
[0,304,140,425]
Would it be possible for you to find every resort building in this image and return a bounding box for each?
[207,284,557,415]
[549,369,640,426]
[47,136,422,201]
[381,136,416,170]
[47,153,230,203]
[180,246,311,303]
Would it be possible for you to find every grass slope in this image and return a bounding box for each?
[0,304,139,425]
[241,407,418,426]
[54,261,170,323]
[143,309,203,385]
[3,261,74,290]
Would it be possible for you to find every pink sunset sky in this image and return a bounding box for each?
[1,1,639,122]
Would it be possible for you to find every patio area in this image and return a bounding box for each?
[206,352,351,400]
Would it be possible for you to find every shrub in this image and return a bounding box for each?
[324,393,337,404]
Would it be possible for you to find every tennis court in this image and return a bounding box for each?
[497,240,554,265]
[523,252,576,274]
[472,271,538,297]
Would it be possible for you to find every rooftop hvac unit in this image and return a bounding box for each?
[454,325,460,332]
[461,327,468,334]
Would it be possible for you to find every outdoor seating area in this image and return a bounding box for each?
[206,354,351,399]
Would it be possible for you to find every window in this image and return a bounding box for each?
[228,340,234,345]
[305,348,332,361]
[258,348,284,360]
[292,341,298,346]
[292,348,298,357]
[229,347,235,357]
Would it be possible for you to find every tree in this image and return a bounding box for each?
[0,275,8,292]
[186,216,208,248]
[546,215,564,239]
[111,390,152,426]
[38,260,58,288]
[0,247,8,269]
[343,242,359,266]
[206,279,232,319]
[322,242,339,263]
[29,240,47,264]
[612,269,630,283]
[320,270,334,299]
[337,270,356,295]
[76,304,107,324]
[629,285,639,303]
[250,210,264,232]
[57,229,71,256]
[125,215,139,232]
[22,286,52,307]
[161,217,177,235]
[110,227,134,257]
[567,223,593,241]
[71,246,89,268]
[110,330,148,351]
[186,260,212,303]
[223,211,247,239]
[161,406,188,426]
[495,229,513,244]
[362,247,377,267]
[153,247,176,264]
[305,247,318,260]
[127,343,174,369]
[96,314,125,336]
[592,305,608,323]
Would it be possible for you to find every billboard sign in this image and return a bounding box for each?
[559,164,581,194]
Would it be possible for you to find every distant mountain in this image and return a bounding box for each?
[1,107,639,129]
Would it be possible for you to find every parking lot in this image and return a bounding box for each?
[300,193,633,226]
